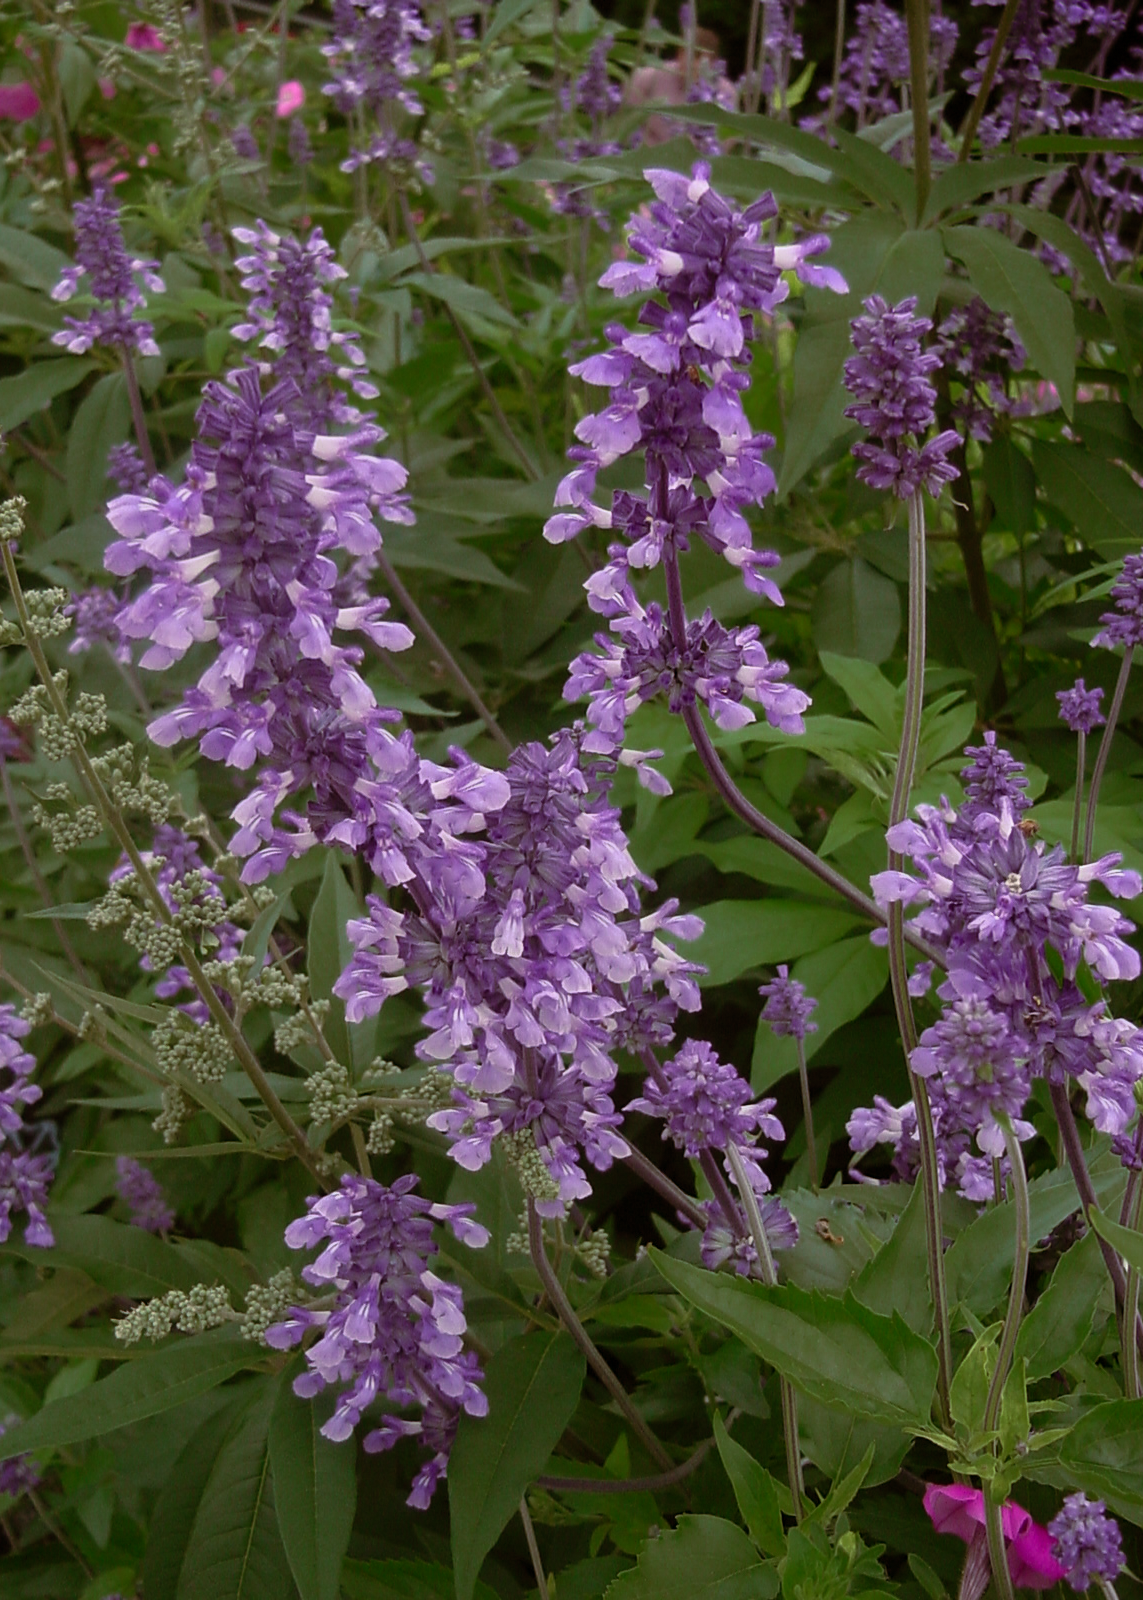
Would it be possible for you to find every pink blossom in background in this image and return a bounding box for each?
[924,1485,1064,1590]
[99,78,116,100]
[276,80,305,117]
[0,82,40,121]
[125,22,166,52]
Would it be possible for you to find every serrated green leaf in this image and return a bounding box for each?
[1014,1230,1107,1381]
[449,1331,585,1600]
[712,1413,784,1556]
[852,1182,932,1337]
[604,1515,777,1600]
[651,1252,938,1426]
[1056,1399,1143,1526]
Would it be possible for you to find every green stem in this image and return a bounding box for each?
[725,1141,804,1520]
[526,1200,673,1471]
[1084,646,1134,862]
[981,1118,1030,1437]
[903,0,931,222]
[956,0,1024,162]
[887,493,953,1427]
[519,1496,550,1600]
[1123,1175,1143,1399]
[984,1491,1017,1600]
[122,356,156,478]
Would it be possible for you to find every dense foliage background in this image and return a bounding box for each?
[1,0,1143,1596]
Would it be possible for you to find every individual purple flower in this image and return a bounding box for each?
[116,1155,175,1234]
[1094,551,1143,650]
[0,1416,40,1499]
[51,186,164,356]
[1057,679,1105,735]
[758,965,818,1040]
[844,295,959,499]
[1048,1494,1124,1589]
[266,1174,488,1508]
[107,441,149,494]
[230,222,378,423]
[67,587,130,664]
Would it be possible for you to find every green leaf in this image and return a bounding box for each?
[922,155,1051,223]
[144,1395,249,1600]
[852,1183,932,1337]
[66,374,131,521]
[817,654,898,737]
[712,1414,784,1557]
[307,851,356,1067]
[485,0,544,45]
[0,360,97,432]
[449,1331,585,1600]
[342,1562,499,1600]
[1017,134,1143,155]
[943,225,1075,416]
[651,1253,938,1426]
[752,937,887,1092]
[1013,1231,1107,1382]
[59,40,95,124]
[0,1327,254,1460]
[268,1374,356,1600]
[797,1394,909,1491]
[399,272,519,330]
[1057,1399,1143,1526]
[1032,439,1143,559]
[15,1213,208,1299]
[689,901,862,987]
[0,283,63,333]
[605,1515,777,1600]
[1088,1205,1143,1273]
[983,436,1037,536]
[1044,68,1143,99]
[811,558,901,665]
[0,223,71,290]
[176,1376,299,1600]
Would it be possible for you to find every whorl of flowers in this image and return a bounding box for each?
[849,734,1143,1196]
[0,1005,53,1248]
[266,1174,489,1508]
[933,298,1026,444]
[807,0,957,130]
[334,729,705,1209]
[1093,551,1143,651]
[51,186,164,356]
[116,1155,175,1234]
[758,965,818,1041]
[231,223,379,423]
[627,1040,798,1274]
[843,295,959,499]
[1048,1493,1125,1588]
[1057,679,1105,735]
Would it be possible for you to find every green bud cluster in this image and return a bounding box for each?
[0,586,71,647]
[306,1060,359,1126]
[114,1283,231,1345]
[91,745,179,824]
[274,995,328,1055]
[31,785,103,851]
[366,1110,395,1155]
[153,1084,191,1144]
[240,1270,297,1344]
[500,1126,561,1202]
[154,1011,231,1085]
[20,993,54,1029]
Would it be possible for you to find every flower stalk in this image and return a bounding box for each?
[1084,646,1134,862]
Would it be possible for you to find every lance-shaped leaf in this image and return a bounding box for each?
[269,1371,357,1600]
[650,1251,937,1426]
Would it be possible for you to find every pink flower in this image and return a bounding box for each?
[98,77,116,99]
[125,22,167,52]
[924,1485,1064,1591]
[0,82,40,121]
[276,80,304,117]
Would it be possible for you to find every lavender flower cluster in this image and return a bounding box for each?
[843,295,958,499]
[51,186,164,356]
[322,0,433,175]
[849,734,1143,1198]
[267,1174,489,1507]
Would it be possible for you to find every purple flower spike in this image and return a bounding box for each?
[758,965,818,1041]
[51,186,164,356]
[1094,551,1143,650]
[1057,678,1106,734]
[628,1039,785,1162]
[1048,1493,1124,1589]
[267,1174,487,1508]
[116,1156,175,1234]
[844,295,959,499]
[0,1005,53,1248]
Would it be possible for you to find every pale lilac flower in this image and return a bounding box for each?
[107,441,149,494]
[266,1174,487,1508]
[1049,1493,1124,1588]
[51,186,164,356]
[0,1006,52,1248]
[116,1155,175,1234]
